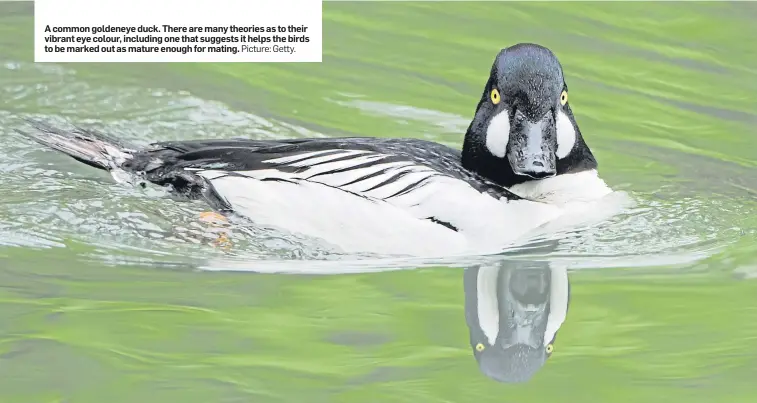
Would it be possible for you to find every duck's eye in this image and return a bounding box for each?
[475,343,485,352]
[560,90,568,106]
[546,344,554,354]
[490,88,500,105]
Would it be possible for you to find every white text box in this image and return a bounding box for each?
[34,0,322,63]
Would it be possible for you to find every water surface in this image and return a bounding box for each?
[1,2,756,402]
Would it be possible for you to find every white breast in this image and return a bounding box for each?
[509,169,631,240]
[508,169,612,205]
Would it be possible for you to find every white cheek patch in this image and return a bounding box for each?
[477,265,500,346]
[555,110,576,159]
[543,266,569,346]
[485,111,510,158]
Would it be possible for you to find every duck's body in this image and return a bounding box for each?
[18,43,616,256]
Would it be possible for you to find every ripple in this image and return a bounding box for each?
[0,59,336,261]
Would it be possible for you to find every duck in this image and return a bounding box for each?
[17,43,613,257]
[464,259,570,383]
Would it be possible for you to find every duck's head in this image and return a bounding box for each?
[463,261,570,383]
[462,43,597,188]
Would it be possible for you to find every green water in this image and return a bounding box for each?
[1,1,757,402]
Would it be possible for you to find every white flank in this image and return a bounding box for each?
[195,148,565,256]
[207,175,468,255]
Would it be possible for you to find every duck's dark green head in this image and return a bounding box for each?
[462,43,597,188]
[463,261,570,383]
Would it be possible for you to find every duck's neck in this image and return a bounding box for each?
[461,131,527,188]
[461,128,607,204]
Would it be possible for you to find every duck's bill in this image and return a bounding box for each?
[507,113,557,179]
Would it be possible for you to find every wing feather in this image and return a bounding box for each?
[196,148,441,203]
[190,147,481,225]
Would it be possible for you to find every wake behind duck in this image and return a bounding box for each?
[17,43,617,257]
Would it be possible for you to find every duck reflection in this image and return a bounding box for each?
[463,260,570,383]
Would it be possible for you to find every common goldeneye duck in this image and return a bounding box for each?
[17,43,612,257]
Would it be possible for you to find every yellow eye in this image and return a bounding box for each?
[560,90,568,106]
[546,344,554,354]
[475,343,485,352]
[490,88,500,105]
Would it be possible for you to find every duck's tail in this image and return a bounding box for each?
[15,119,137,172]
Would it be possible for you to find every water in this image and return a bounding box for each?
[1,1,757,402]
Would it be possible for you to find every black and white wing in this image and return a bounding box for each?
[15,120,556,256]
[143,138,516,229]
